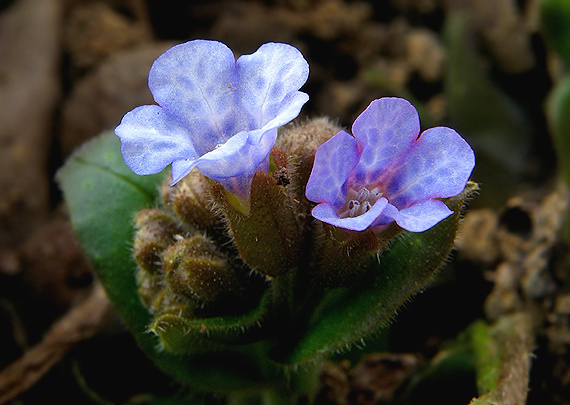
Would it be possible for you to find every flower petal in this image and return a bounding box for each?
[311,198,389,231]
[305,131,360,209]
[171,159,200,185]
[379,199,453,232]
[386,127,475,208]
[194,128,277,197]
[236,42,309,137]
[115,105,198,175]
[351,98,420,187]
[148,40,243,155]
[116,40,312,199]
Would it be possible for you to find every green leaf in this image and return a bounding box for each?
[541,0,570,67]
[271,182,478,365]
[57,132,274,393]
[57,131,165,331]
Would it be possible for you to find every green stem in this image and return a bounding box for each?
[270,269,297,322]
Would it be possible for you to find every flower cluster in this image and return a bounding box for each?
[92,39,480,391]
[116,40,474,234]
[115,40,309,199]
[305,98,475,232]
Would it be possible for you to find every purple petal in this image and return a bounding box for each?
[351,98,420,187]
[115,105,197,175]
[236,43,309,136]
[311,198,389,231]
[305,131,360,209]
[380,199,453,232]
[386,127,475,208]
[148,40,243,155]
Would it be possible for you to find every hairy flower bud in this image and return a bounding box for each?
[136,268,197,318]
[276,118,342,206]
[161,169,222,232]
[211,171,304,279]
[162,234,246,306]
[133,209,186,275]
[150,288,197,319]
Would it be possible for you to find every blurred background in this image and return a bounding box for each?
[0,0,567,403]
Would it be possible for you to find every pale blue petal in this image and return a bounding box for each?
[305,131,360,210]
[351,98,420,187]
[311,198,389,231]
[261,92,309,140]
[115,105,198,175]
[120,40,310,197]
[148,40,243,155]
[171,159,200,185]
[386,127,475,208]
[379,199,453,232]
[236,42,309,134]
[195,128,277,198]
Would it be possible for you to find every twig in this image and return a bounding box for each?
[0,282,111,403]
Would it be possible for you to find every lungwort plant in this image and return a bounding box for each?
[57,39,476,400]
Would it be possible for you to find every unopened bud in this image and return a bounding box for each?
[210,172,303,278]
[277,118,342,220]
[277,118,341,182]
[277,117,341,160]
[133,210,186,275]
[151,289,197,318]
[162,169,221,232]
[162,234,244,306]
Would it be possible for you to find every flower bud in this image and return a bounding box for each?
[161,170,222,232]
[277,118,342,203]
[210,171,303,279]
[162,234,245,306]
[277,117,341,162]
[136,270,162,309]
[137,270,197,318]
[133,209,186,275]
[150,289,197,319]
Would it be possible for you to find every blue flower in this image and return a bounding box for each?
[115,40,309,199]
[305,98,475,233]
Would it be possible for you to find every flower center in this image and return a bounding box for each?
[339,187,383,218]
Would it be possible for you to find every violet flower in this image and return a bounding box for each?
[115,40,309,199]
[305,98,475,233]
